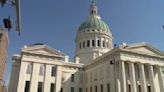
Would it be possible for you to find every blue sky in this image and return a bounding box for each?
[1,0,164,85]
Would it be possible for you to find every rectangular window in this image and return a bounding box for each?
[92,40,95,47]
[147,86,151,92]
[79,88,82,92]
[83,41,85,48]
[107,84,110,92]
[95,86,97,92]
[87,40,90,47]
[50,83,55,92]
[101,84,103,92]
[128,85,131,92]
[90,86,92,92]
[138,85,141,92]
[37,82,43,92]
[103,41,105,47]
[24,81,30,92]
[97,40,100,47]
[61,88,63,92]
[71,87,74,92]
[51,66,56,77]
[71,74,75,82]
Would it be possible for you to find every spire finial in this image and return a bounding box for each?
[90,0,98,16]
[92,0,96,4]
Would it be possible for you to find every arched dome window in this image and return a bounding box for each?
[87,40,90,47]
[92,40,95,47]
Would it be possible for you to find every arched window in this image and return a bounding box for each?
[103,41,105,47]
[79,42,81,49]
[83,41,85,48]
[87,40,90,47]
[97,40,100,47]
[26,63,32,74]
[92,40,95,47]
[106,42,109,48]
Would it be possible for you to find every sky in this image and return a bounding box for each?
[0,0,164,85]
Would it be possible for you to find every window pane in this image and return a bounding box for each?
[50,83,55,92]
[103,41,105,47]
[37,82,43,92]
[87,40,90,47]
[79,42,81,49]
[25,81,30,92]
[71,87,74,92]
[92,40,95,47]
[71,74,75,82]
[83,41,85,48]
[90,86,92,92]
[97,40,100,47]
[51,66,56,77]
[79,88,82,92]
[101,84,103,92]
[107,84,110,92]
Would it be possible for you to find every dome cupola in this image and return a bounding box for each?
[75,0,113,64]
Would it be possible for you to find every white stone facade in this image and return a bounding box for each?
[8,43,164,92]
[8,1,164,92]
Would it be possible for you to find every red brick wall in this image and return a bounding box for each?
[0,30,9,84]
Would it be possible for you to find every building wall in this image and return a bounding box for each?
[8,49,84,92]
[0,29,9,92]
[8,45,164,92]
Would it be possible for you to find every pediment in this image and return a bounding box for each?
[123,43,164,56]
[21,45,65,57]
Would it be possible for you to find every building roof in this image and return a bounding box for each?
[78,16,110,32]
[78,1,110,32]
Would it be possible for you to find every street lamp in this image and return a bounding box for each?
[0,0,21,36]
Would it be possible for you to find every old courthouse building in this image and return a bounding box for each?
[8,1,164,92]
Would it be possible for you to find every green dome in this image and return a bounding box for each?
[78,16,110,32]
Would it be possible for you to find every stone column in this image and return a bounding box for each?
[17,62,28,92]
[104,38,107,48]
[100,37,102,47]
[148,65,156,92]
[90,39,92,47]
[129,62,137,92]
[95,36,97,47]
[120,61,126,92]
[139,63,147,92]
[44,64,52,92]
[29,63,40,92]
[157,66,164,92]
[55,65,62,92]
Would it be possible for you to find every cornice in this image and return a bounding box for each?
[120,49,164,60]
[22,51,64,59]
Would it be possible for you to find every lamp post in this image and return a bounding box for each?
[0,0,21,36]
